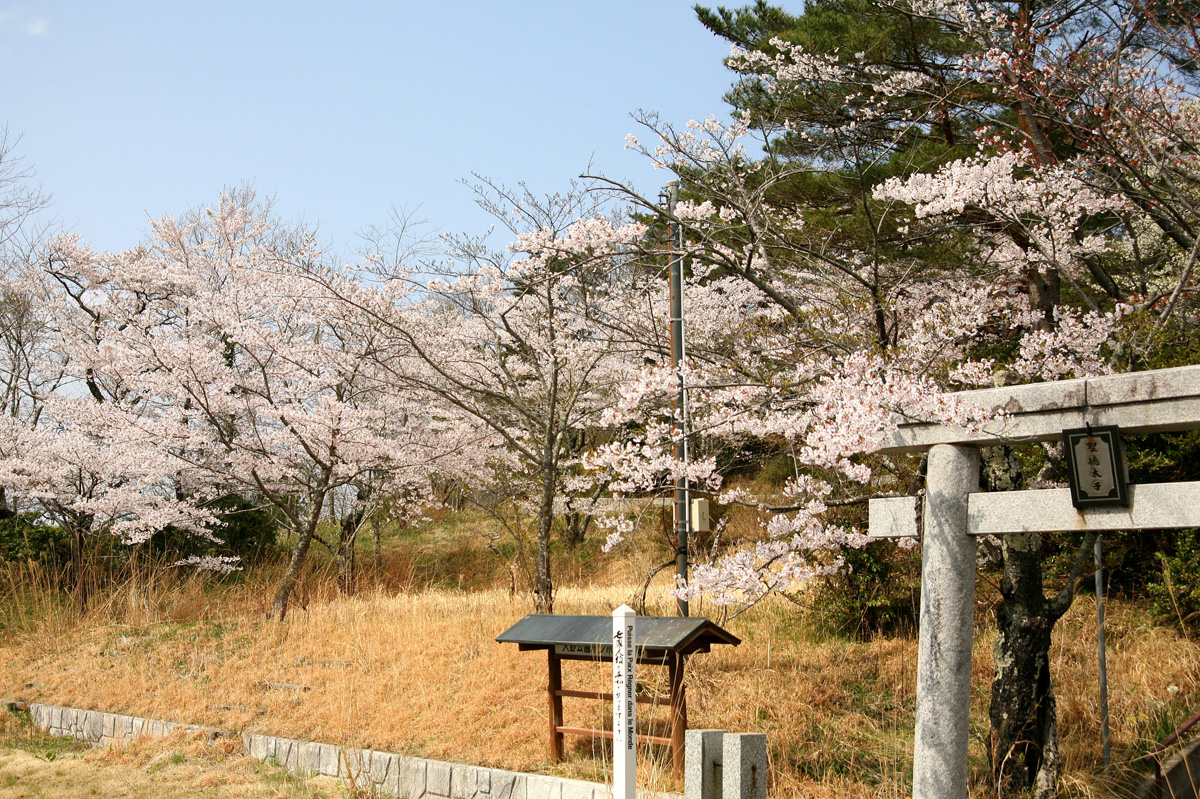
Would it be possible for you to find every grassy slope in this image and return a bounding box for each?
[0,510,1197,798]
[0,713,340,798]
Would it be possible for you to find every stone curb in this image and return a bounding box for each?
[3,699,621,799]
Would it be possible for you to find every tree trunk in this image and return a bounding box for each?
[534,463,555,614]
[371,513,383,586]
[561,511,590,548]
[66,514,93,616]
[990,531,1060,796]
[1023,265,1061,332]
[335,533,356,596]
[983,445,1090,799]
[70,524,87,616]
[270,520,317,621]
[337,506,365,597]
[983,251,1071,797]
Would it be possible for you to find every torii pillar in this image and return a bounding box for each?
[913,444,979,798]
[868,365,1200,799]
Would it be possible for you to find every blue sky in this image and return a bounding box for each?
[1,1,762,254]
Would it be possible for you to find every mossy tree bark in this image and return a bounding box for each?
[983,446,1097,798]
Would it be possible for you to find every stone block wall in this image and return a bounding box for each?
[239,730,609,799]
[25,703,221,745]
[10,701,614,799]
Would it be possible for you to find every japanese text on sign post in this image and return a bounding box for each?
[1062,426,1129,508]
[613,605,636,799]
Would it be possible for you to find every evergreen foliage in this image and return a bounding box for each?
[0,513,67,565]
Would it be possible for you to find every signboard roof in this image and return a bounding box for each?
[496,614,740,655]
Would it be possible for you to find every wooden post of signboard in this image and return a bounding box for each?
[669,652,688,781]
[548,650,564,763]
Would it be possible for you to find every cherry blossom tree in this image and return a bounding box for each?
[591,1,1200,793]
[336,180,649,613]
[0,235,220,612]
[0,131,54,519]
[0,394,221,610]
[0,128,49,257]
[33,194,479,620]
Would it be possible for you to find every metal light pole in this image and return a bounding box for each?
[1096,536,1112,772]
[662,180,689,617]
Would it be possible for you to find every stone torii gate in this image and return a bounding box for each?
[867,364,1200,799]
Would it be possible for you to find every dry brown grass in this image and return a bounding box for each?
[0,711,341,798]
[0,545,1198,798]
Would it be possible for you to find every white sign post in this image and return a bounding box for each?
[613,604,637,799]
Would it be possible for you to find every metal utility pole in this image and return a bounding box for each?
[1096,536,1112,772]
[663,180,689,617]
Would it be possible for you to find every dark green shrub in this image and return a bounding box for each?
[148,494,281,566]
[209,494,281,562]
[757,454,796,487]
[1106,431,1200,600]
[1148,529,1200,633]
[816,540,920,638]
[0,513,68,565]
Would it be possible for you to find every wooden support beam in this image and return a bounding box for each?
[549,652,690,780]
[547,651,563,763]
[555,726,674,747]
[555,689,661,704]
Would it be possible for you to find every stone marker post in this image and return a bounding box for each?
[613,605,637,799]
[913,444,979,799]
[721,733,767,799]
[685,729,725,799]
